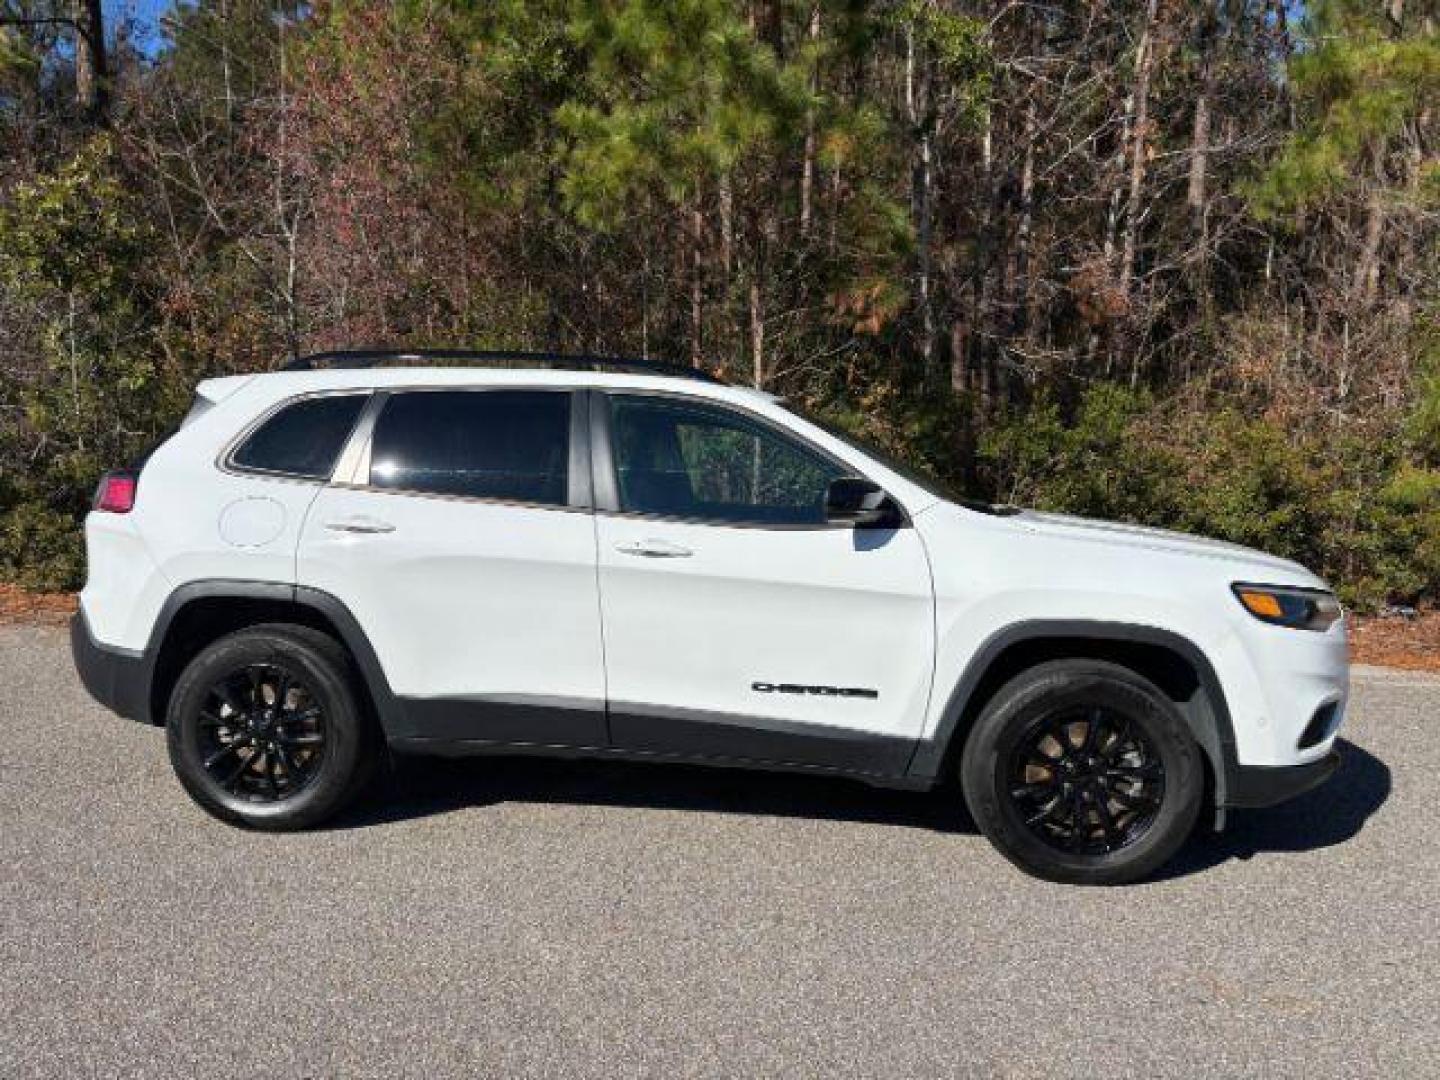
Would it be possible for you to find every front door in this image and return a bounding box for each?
[297,387,606,745]
[592,391,935,776]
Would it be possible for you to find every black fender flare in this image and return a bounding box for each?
[140,580,406,733]
[904,619,1238,805]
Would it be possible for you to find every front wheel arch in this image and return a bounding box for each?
[911,622,1234,807]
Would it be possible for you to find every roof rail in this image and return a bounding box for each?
[282,349,725,384]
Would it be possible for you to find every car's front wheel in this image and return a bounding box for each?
[166,624,377,829]
[960,659,1205,885]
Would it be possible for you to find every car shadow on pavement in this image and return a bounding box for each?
[1154,738,1391,881]
[334,738,1389,881]
[338,753,978,835]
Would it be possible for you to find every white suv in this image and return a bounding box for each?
[71,351,1348,884]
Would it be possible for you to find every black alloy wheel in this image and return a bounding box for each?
[198,662,327,803]
[167,624,377,830]
[961,659,1205,885]
[1006,705,1165,856]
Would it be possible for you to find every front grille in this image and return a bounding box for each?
[1297,701,1341,750]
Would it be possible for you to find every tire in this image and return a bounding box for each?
[166,623,378,830]
[960,659,1204,886]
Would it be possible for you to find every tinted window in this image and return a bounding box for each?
[610,395,846,525]
[369,390,570,505]
[231,394,366,479]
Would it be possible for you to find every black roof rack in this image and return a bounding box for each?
[282,349,725,384]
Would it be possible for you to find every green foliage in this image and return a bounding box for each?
[979,385,1185,523]
[893,0,991,123]
[980,385,1440,610]
[0,503,83,592]
[1250,3,1440,217]
[556,0,807,227]
[0,138,186,590]
[1408,314,1440,463]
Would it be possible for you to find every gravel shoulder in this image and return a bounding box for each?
[1,625,1435,1078]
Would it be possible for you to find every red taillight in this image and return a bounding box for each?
[94,472,137,514]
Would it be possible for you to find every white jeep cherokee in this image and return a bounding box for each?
[71,351,1347,884]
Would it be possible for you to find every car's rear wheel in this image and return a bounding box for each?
[960,659,1204,885]
[166,624,377,829]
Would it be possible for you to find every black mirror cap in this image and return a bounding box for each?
[825,476,903,528]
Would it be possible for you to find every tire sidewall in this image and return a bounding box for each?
[962,663,1204,885]
[166,629,365,829]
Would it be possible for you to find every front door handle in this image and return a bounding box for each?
[325,516,396,535]
[615,538,693,558]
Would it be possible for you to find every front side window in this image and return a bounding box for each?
[230,394,367,479]
[368,390,570,506]
[609,395,847,525]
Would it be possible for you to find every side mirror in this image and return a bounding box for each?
[825,476,901,528]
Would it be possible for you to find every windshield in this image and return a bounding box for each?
[778,402,1017,515]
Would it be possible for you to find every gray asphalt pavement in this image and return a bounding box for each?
[1,623,1435,1078]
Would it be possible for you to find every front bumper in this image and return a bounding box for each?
[1225,749,1342,809]
[70,612,150,723]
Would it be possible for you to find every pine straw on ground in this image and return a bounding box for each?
[2,583,1436,671]
[0,583,76,625]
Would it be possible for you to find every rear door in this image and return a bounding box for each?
[297,387,606,745]
[591,391,935,775]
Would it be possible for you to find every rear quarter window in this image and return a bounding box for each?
[229,394,368,479]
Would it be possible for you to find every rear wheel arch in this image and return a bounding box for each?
[911,621,1235,805]
[144,581,400,735]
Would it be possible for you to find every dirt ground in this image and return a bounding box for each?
[8,582,1436,672]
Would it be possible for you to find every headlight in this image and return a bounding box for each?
[1232,583,1342,632]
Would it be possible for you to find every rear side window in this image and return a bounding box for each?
[368,390,570,506]
[230,394,367,479]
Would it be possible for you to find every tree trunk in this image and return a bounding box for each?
[1356,146,1387,304]
[1187,8,1216,239]
[690,207,704,367]
[1013,94,1036,337]
[799,5,820,238]
[1118,0,1160,301]
[905,15,936,378]
[969,104,996,407]
[749,279,765,388]
[718,173,734,276]
[73,0,107,123]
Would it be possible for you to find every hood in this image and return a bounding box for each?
[1009,509,1325,585]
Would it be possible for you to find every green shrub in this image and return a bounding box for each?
[0,502,85,593]
[979,385,1440,611]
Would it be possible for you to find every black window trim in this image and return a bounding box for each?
[220,389,373,484]
[328,385,592,513]
[589,388,911,531]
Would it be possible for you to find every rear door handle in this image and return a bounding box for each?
[614,539,693,558]
[325,516,395,535]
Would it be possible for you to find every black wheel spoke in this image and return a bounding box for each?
[1093,791,1121,843]
[271,671,292,707]
[1100,717,1132,760]
[214,682,247,718]
[1066,794,1088,850]
[1106,761,1162,782]
[1109,788,1155,812]
[203,740,247,770]
[275,743,305,785]
[219,748,253,791]
[276,731,323,747]
[1011,780,1057,801]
